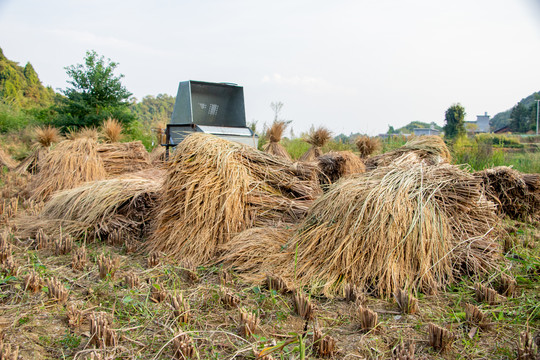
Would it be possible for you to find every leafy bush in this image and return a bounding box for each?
[475,133,523,148]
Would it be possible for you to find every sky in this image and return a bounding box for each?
[1,0,539,136]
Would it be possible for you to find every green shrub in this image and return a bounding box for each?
[381,135,408,153]
[475,133,523,148]
[282,138,310,160]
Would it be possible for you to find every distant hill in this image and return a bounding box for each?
[490,91,540,131]
[397,121,442,134]
[0,47,55,108]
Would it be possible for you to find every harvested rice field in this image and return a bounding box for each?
[0,132,538,360]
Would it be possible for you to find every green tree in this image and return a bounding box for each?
[130,94,175,127]
[55,50,135,129]
[443,103,466,140]
[509,101,530,133]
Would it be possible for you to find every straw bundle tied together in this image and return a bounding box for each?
[355,135,381,158]
[97,141,151,176]
[299,127,332,162]
[148,133,320,264]
[15,126,61,174]
[365,136,451,170]
[475,166,540,221]
[29,138,107,202]
[317,151,366,186]
[217,227,294,282]
[101,118,123,143]
[288,162,500,297]
[263,121,292,160]
[18,177,160,240]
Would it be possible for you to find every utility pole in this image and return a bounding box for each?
[536,99,540,135]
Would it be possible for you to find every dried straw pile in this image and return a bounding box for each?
[299,127,332,162]
[365,136,451,170]
[217,227,294,282]
[18,176,160,240]
[288,163,500,297]
[355,135,381,158]
[149,146,167,166]
[0,148,17,170]
[101,118,123,143]
[15,126,61,174]
[29,138,107,202]
[148,133,320,264]
[66,127,99,141]
[97,141,151,176]
[263,121,292,161]
[475,166,540,221]
[317,151,366,186]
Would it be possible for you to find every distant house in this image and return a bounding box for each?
[494,125,511,134]
[413,128,440,136]
[465,112,491,133]
[476,112,490,132]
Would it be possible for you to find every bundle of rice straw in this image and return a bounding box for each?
[217,227,294,282]
[475,166,539,221]
[317,151,366,186]
[29,138,107,202]
[15,126,61,174]
[148,133,320,264]
[149,146,167,166]
[355,135,381,158]
[101,118,123,143]
[66,127,99,141]
[97,141,151,176]
[17,176,161,240]
[287,162,500,297]
[365,136,451,170]
[263,121,292,161]
[0,148,17,170]
[299,127,332,162]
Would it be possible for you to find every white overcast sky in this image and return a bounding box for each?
[1,0,539,135]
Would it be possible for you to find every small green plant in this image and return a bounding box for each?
[57,331,81,350]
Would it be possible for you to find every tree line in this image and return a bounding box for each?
[0,48,174,137]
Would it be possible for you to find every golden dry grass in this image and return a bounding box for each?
[217,227,294,283]
[263,121,292,161]
[66,127,99,141]
[28,138,107,202]
[317,151,366,186]
[0,148,17,170]
[299,127,332,162]
[149,146,167,166]
[475,166,540,221]
[355,135,381,158]
[19,176,160,241]
[35,126,60,148]
[148,133,320,265]
[96,141,151,176]
[13,147,47,174]
[365,136,451,170]
[287,162,500,297]
[101,118,123,143]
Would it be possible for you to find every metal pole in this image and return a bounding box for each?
[536,99,540,136]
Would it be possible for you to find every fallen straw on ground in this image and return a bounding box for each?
[18,176,160,240]
[365,135,451,170]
